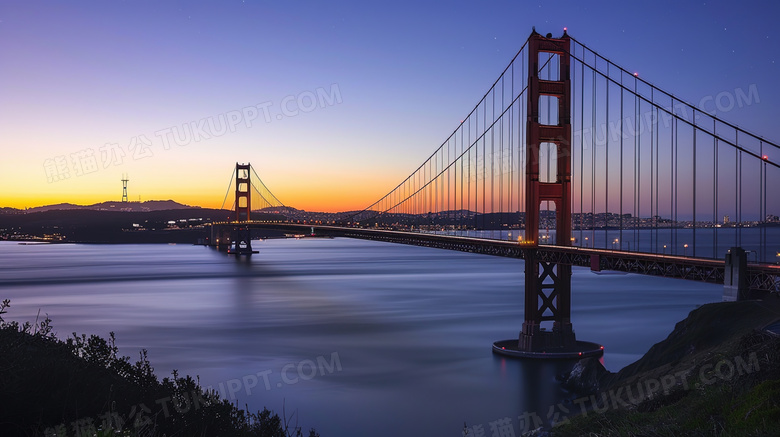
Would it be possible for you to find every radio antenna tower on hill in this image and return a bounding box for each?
[121,173,129,202]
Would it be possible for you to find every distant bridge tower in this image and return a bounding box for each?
[235,163,251,222]
[121,174,129,203]
[230,163,256,255]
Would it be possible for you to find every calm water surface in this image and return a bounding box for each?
[0,239,721,436]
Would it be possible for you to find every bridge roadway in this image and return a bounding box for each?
[209,222,780,293]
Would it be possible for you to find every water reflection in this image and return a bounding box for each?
[489,355,576,430]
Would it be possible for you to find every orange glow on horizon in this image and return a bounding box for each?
[0,155,402,213]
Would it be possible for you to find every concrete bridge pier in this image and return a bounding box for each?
[724,247,748,302]
[227,225,257,255]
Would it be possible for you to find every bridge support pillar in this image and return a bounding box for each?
[518,250,576,351]
[723,247,748,302]
[227,225,257,255]
[590,254,601,272]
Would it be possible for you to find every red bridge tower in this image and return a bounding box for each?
[495,30,602,358]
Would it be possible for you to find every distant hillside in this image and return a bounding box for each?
[20,200,195,213]
[2,201,362,222]
[0,208,224,228]
[0,207,291,243]
[257,205,298,213]
[24,203,84,212]
[257,206,359,222]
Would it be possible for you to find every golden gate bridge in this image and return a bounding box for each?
[206,29,780,358]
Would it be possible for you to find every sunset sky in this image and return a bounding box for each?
[1,1,778,212]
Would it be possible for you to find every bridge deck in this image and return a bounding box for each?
[210,222,779,293]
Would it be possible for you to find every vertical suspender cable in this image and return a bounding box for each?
[737,132,742,247]
[713,120,718,258]
[672,113,679,255]
[591,51,597,246]
[500,75,504,228]
[634,77,639,252]
[509,62,514,220]
[468,116,471,226]
[650,88,655,253]
[460,125,464,231]
[580,49,585,246]
[655,103,660,253]
[619,73,624,249]
[522,49,526,230]
[603,62,609,249]
[481,100,487,230]
[693,112,697,258]
[761,141,766,262]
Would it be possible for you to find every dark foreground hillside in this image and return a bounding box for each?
[0,300,319,437]
[554,299,780,436]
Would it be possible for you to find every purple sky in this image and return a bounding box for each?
[1,1,778,211]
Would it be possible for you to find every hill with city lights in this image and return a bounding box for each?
[2,199,779,244]
[0,201,284,243]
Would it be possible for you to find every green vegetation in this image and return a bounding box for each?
[0,299,320,437]
[553,300,780,436]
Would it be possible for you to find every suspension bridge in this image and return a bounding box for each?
[206,29,780,358]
